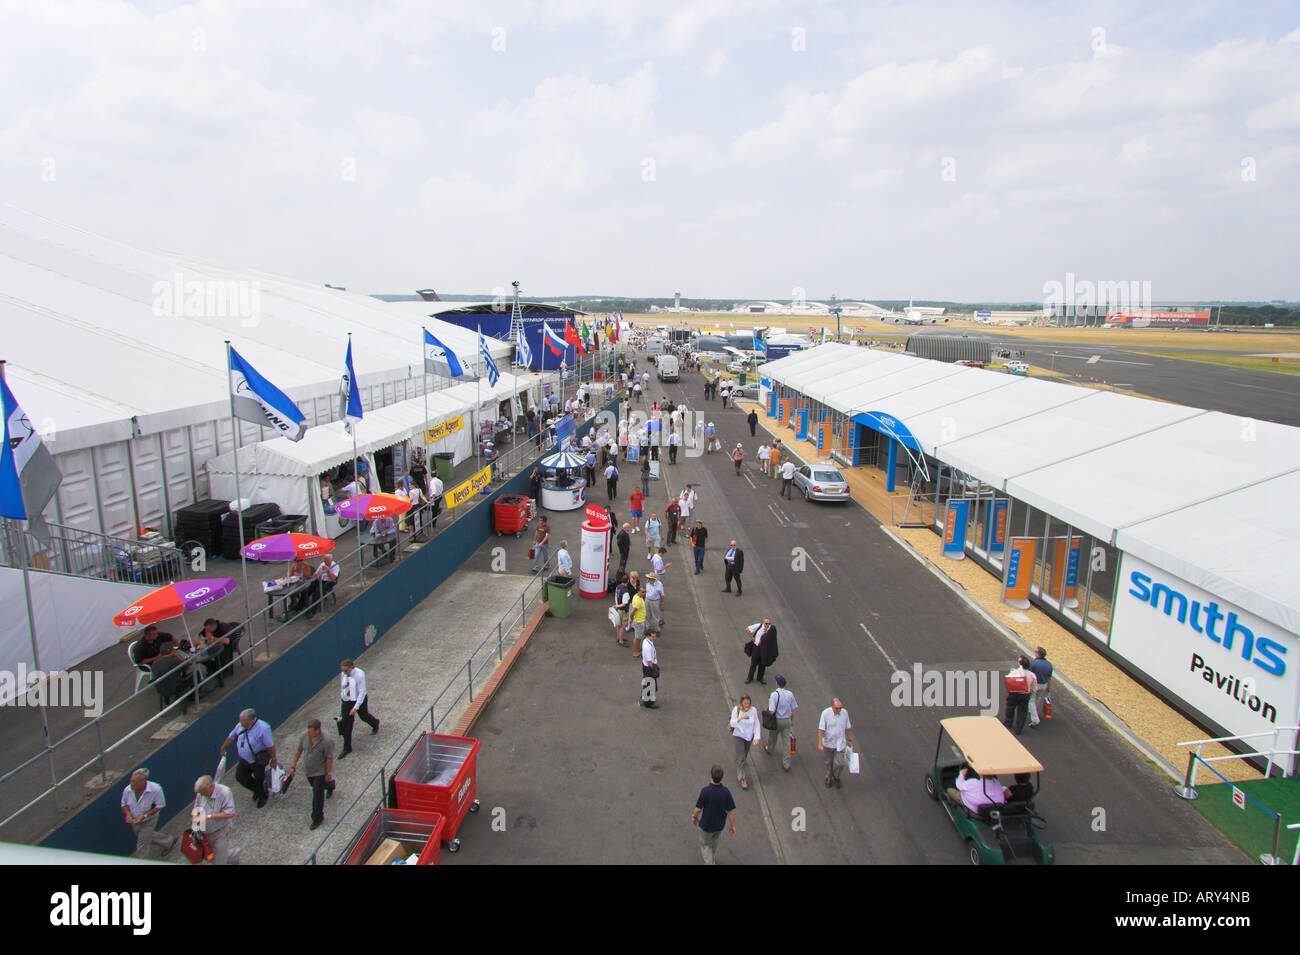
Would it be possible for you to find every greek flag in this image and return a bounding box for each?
[340,339,363,434]
[479,328,500,387]
[228,346,307,441]
[423,328,466,378]
[0,375,63,545]
[514,322,533,369]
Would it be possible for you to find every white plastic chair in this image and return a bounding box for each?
[128,639,151,693]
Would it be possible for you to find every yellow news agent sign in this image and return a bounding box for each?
[425,415,465,444]
[448,466,492,509]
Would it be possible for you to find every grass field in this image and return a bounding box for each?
[625,313,1300,353]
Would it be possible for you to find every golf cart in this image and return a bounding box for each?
[924,716,1055,865]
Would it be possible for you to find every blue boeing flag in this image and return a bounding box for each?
[227,346,307,441]
[753,332,767,355]
[423,328,466,378]
[479,328,501,387]
[340,339,363,434]
[0,374,63,545]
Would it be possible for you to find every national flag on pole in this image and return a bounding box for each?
[479,328,500,387]
[753,332,767,355]
[542,322,566,356]
[582,319,590,342]
[0,375,63,545]
[564,320,585,356]
[423,328,467,378]
[515,322,533,369]
[340,339,363,435]
[228,346,307,441]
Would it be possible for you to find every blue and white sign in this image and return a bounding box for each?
[976,310,992,318]
[942,498,970,560]
[984,498,1008,554]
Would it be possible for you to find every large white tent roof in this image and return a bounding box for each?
[0,204,512,454]
[761,343,1300,634]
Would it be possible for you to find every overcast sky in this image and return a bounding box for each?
[2,1,1297,302]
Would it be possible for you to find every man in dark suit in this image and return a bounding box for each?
[744,618,778,684]
[616,523,632,571]
[721,540,744,596]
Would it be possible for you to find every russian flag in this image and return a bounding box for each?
[542,322,566,356]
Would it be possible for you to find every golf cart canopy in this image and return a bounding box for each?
[940,716,1044,776]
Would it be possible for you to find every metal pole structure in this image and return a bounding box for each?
[222,342,256,643]
[354,422,364,586]
[421,326,430,457]
[476,324,482,473]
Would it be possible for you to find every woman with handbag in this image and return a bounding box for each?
[729,695,762,790]
[612,570,632,647]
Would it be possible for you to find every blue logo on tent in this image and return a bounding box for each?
[851,410,921,451]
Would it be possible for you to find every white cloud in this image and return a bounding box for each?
[848,167,903,190]
[1247,91,1300,130]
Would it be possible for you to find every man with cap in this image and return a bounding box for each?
[766,676,798,771]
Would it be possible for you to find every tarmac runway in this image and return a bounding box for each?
[444,357,1245,865]
[926,331,1300,426]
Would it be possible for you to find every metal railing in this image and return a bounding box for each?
[0,471,524,843]
[0,519,184,585]
[304,559,552,863]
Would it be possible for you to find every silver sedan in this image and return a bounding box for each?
[792,465,851,502]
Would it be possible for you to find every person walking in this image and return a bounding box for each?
[779,458,796,499]
[585,448,598,487]
[731,443,745,475]
[218,709,276,808]
[338,659,380,759]
[121,768,177,858]
[729,694,762,790]
[641,629,660,708]
[678,484,697,527]
[721,540,744,596]
[1027,646,1054,727]
[720,385,729,410]
[747,409,758,436]
[1003,656,1037,736]
[616,522,632,571]
[613,572,632,647]
[529,468,542,511]
[691,520,708,574]
[768,441,782,481]
[629,487,644,532]
[605,461,619,500]
[556,540,573,576]
[651,546,671,578]
[757,441,771,476]
[531,516,551,573]
[286,718,336,831]
[645,573,665,633]
[640,455,651,498]
[744,618,778,684]
[644,512,661,559]
[668,429,679,464]
[766,676,797,771]
[664,498,681,545]
[691,765,736,865]
[428,472,444,528]
[817,698,854,789]
[705,421,718,453]
[191,775,239,865]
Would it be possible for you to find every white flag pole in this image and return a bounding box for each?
[0,361,59,799]
[223,341,256,650]
[421,327,430,468]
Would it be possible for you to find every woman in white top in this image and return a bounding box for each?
[730,695,762,790]
[757,443,771,476]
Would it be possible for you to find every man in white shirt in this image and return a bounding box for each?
[338,659,379,758]
[305,554,339,619]
[766,676,798,771]
[779,459,797,499]
[428,474,445,528]
[679,485,697,523]
[556,541,573,577]
[192,774,239,865]
[121,768,176,858]
[651,547,669,577]
[757,442,771,476]
[817,698,854,789]
[640,630,659,709]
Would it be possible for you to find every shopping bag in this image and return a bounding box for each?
[527,547,536,560]
[607,606,621,628]
[180,830,208,865]
[790,734,796,755]
[268,765,288,795]
[847,748,860,775]
[213,755,229,784]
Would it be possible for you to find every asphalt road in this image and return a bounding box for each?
[447,357,1245,865]
[916,330,1300,426]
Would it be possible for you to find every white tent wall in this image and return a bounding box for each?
[0,569,156,701]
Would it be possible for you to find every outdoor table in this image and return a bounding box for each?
[263,575,312,622]
[359,532,398,567]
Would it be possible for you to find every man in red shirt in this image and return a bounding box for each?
[629,488,645,533]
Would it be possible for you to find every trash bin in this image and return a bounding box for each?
[255,514,307,538]
[433,452,455,483]
[389,733,481,852]
[546,574,575,618]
